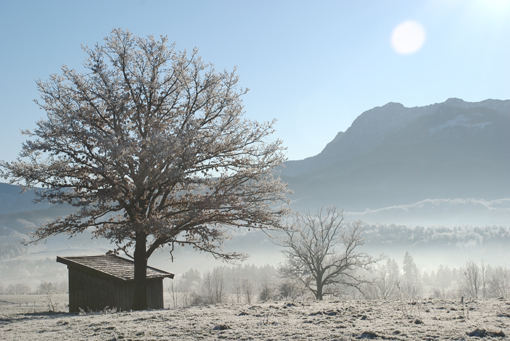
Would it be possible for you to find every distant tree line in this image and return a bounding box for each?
[363,255,510,300]
[166,264,305,307]
[0,281,67,295]
[164,255,510,308]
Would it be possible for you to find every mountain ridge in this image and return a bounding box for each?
[282,98,510,210]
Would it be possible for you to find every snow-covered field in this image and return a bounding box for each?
[1,295,509,340]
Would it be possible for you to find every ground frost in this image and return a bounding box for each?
[1,296,509,340]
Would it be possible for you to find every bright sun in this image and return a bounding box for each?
[391,20,426,55]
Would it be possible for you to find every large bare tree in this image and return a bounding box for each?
[1,29,288,310]
[281,208,372,300]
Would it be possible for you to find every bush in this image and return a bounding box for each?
[279,281,298,299]
[259,284,273,302]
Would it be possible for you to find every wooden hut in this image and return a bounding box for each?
[57,254,173,312]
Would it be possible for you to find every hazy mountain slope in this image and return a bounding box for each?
[282,98,510,210]
[0,183,53,214]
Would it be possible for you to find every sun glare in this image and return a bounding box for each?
[470,0,510,18]
[391,20,426,55]
[482,0,510,10]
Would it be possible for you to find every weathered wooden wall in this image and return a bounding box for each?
[147,278,163,309]
[67,266,164,312]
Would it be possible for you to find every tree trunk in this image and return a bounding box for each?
[316,276,323,300]
[133,231,147,310]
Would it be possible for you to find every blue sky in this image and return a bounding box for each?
[1,0,509,161]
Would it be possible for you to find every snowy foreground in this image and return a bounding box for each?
[1,295,509,340]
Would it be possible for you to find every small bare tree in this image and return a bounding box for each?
[280,208,373,300]
[242,279,253,304]
[402,251,421,299]
[370,258,400,299]
[488,266,510,298]
[233,276,242,304]
[464,261,481,299]
[211,268,225,304]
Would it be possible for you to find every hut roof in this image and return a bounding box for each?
[56,254,174,281]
